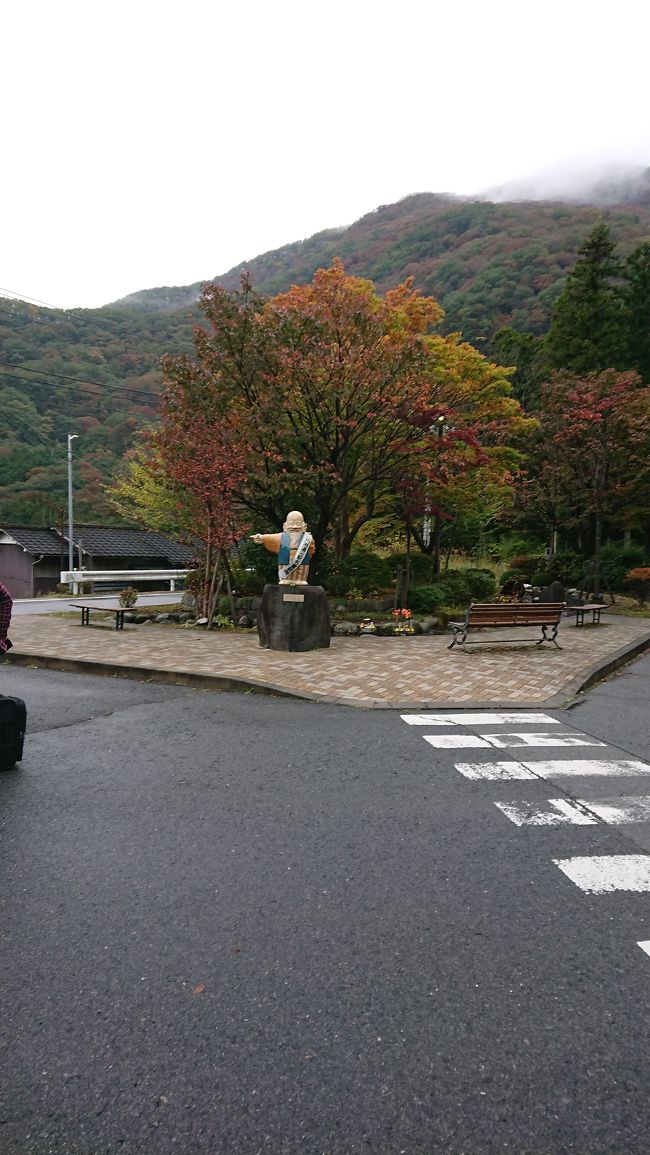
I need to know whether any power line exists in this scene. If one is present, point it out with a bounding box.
[0,367,162,409]
[0,286,65,310]
[0,296,197,334]
[0,301,197,362]
[0,284,203,329]
[0,360,163,404]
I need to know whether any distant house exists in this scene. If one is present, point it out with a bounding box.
[0,526,193,599]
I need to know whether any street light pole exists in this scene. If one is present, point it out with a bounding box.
[67,434,78,582]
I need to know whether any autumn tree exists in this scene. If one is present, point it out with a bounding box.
[159,262,528,567]
[105,441,183,537]
[399,334,530,572]
[155,403,249,622]
[516,371,650,592]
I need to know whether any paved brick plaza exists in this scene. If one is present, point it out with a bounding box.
[6,611,650,708]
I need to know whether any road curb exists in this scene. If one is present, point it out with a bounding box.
[3,651,304,702]
[5,627,650,710]
[548,629,650,708]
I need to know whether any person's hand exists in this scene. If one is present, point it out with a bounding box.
[250,534,264,544]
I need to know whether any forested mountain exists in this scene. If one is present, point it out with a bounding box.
[2,171,650,525]
[116,169,650,344]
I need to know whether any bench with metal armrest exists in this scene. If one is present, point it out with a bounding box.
[448,602,565,652]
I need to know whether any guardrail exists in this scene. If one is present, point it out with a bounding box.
[61,569,190,595]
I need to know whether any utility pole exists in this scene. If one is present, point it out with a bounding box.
[67,433,78,584]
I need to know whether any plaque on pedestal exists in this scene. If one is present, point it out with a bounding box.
[257,584,330,651]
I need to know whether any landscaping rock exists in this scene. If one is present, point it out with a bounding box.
[155,613,170,623]
[180,592,197,611]
[332,621,359,636]
[178,612,194,623]
[419,615,443,634]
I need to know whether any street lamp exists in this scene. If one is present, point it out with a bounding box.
[67,433,78,581]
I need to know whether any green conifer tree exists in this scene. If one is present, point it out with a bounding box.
[623,241,650,383]
[545,220,626,373]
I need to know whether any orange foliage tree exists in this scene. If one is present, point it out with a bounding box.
[159,262,528,565]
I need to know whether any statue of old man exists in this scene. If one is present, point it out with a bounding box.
[251,510,315,584]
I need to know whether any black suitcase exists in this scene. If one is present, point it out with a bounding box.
[0,695,26,770]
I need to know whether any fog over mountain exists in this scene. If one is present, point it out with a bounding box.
[111,164,650,312]
[483,162,650,206]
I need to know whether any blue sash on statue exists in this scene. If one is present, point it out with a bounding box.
[278,531,313,581]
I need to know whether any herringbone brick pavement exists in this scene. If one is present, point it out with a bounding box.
[5,611,649,708]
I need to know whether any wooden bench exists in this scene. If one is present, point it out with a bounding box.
[448,602,565,652]
[565,603,607,627]
[70,600,127,630]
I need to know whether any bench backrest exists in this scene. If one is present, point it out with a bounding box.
[466,602,565,627]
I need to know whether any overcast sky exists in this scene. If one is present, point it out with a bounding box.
[4,0,649,310]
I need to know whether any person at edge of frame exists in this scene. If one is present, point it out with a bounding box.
[0,580,13,653]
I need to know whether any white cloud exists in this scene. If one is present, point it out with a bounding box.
[3,0,649,308]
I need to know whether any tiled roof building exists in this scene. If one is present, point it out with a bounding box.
[0,525,192,598]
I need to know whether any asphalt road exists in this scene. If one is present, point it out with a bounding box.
[12,592,182,615]
[1,655,650,1154]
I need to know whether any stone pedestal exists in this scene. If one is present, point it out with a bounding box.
[257,584,331,651]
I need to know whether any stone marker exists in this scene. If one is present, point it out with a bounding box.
[257,584,330,651]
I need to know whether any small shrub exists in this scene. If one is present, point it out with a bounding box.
[119,586,138,608]
[601,544,647,591]
[212,613,235,629]
[408,585,450,614]
[230,563,265,595]
[327,548,394,597]
[345,586,365,600]
[502,570,528,585]
[624,567,650,606]
[461,568,497,601]
[531,551,583,588]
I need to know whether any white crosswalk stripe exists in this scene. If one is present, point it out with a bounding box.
[400,712,560,726]
[401,711,650,959]
[424,731,605,750]
[554,855,650,893]
[495,798,599,825]
[454,758,650,780]
[496,795,650,826]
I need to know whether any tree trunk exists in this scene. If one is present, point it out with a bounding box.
[223,553,237,620]
[433,511,442,576]
[206,549,221,627]
[593,508,603,599]
[404,520,411,609]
